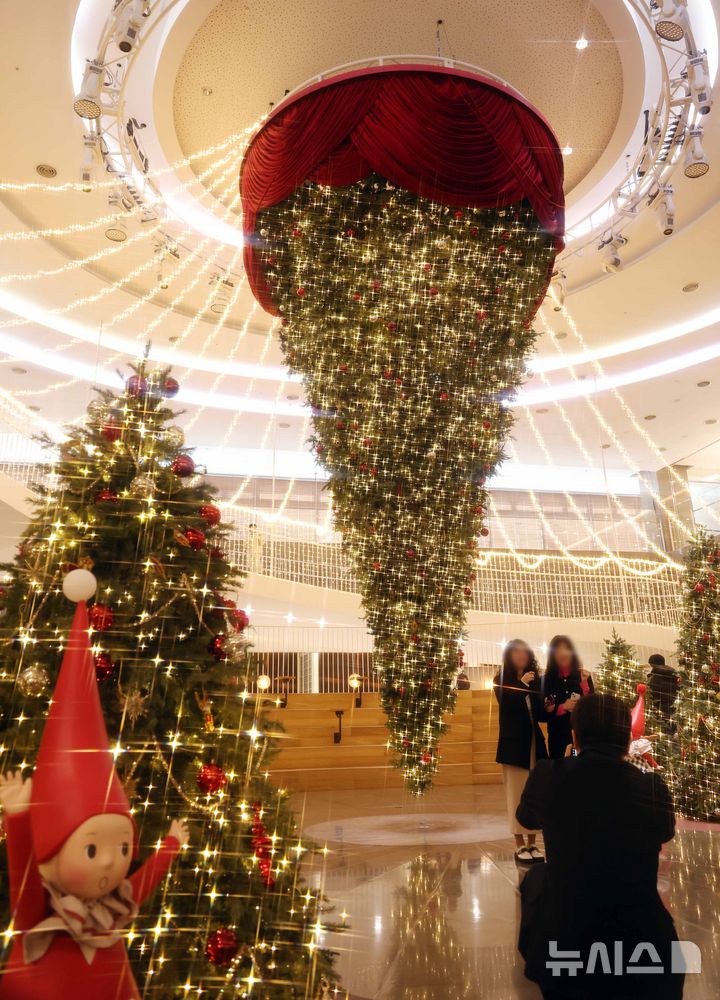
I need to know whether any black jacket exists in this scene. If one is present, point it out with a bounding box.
[493,666,548,769]
[648,664,679,715]
[541,669,595,758]
[516,751,681,999]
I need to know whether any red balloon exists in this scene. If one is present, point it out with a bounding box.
[95,487,119,504]
[205,927,238,967]
[183,527,206,551]
[126,375,148,398]
[101,420,122,443]
[199,503,221,527]
[197,763,228,795]
[93,652,116,681]
[171,454,195,478]
[163,376,180,398]
[89,604,114,631]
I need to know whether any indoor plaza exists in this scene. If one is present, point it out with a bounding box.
[0,2,719,999]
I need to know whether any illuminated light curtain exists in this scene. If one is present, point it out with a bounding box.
[241,66,564,793]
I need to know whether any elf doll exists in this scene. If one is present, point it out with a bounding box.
[0,571,189,999]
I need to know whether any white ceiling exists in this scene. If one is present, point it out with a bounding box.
[0,0,718,491]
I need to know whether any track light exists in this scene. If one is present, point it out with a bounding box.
[549,271,567,312]
[653,0,689,42]
[105,219,128,243]
[80,135,99,192]
[687,53,713,116]
[684,127,709,178]
[114,0,145,54]
[655,185,675,236]
[73,60,105,120]
[600,236,626,275]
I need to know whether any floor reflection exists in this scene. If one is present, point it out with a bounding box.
[294,785,720,999]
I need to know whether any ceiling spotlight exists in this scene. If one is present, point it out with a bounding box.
[73,60,104,119]
[105,219,128,243]
[653,0,689,41]
[575,37,589,51]
[654,185,675,236]
[684,127,709,178]
[549,271,567,312]
[561,145,574,156]
[114,0,145,54]
[687,53,713,115]
[600,235,626,274]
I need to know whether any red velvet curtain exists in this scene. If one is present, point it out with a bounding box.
[241,66,564,314]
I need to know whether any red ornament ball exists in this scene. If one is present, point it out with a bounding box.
[101,420,122,443]
[297,286,306,297]
[209,546,225,560]
[95,487,119,504]
[171,454,196,478]
[183,527,206,551]
[93,652,116,681]
[205,927,239,968]
[429,286,439,297]
[126,375,148,398]
[454,209,464,219]
[695,583,706,593]
[387,321,397,331]
[208,634,227,660]
[89,604,114,631]
[421,751,433,764]
[231,609,250,633]
[199,503,221,527]
[197,763,228,796]
[163,376,180,398]
[480,527,490,537]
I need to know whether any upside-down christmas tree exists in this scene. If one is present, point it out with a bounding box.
[0,362,338,997]
[667,528,720,820]
[241,67,563,792]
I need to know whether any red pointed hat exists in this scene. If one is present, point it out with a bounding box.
[30,601,133,863]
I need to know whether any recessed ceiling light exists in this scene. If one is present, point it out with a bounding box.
[36,163,57,178]
[601,444,611,449]
[535,408,549,414]
[683,282,699,293]
[562,145,573,156]
[705,418,717,425]
[286,393,299,401]
[659,447,667,453]
[278,421,291,428]
[11,366,27,375]
[27,404,40,411]
[697,380,710,387]
[202,86,213,96]
[575,37,589,50]
[644,414,657,421]
[168,335,179,343]
[554,331,568,340]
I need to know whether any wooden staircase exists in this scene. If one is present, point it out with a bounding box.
[264,690,501,791]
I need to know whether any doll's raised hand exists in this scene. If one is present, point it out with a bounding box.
[168,819,190,846]
[0,770,32,815]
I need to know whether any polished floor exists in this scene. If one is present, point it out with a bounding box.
[292,784,720,1000]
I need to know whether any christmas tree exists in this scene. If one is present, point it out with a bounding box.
[595,630,642,703]
[0,361,338,997]
[667,528,720,820]
[256,177,557,793]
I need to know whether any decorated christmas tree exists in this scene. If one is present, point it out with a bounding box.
[0,361,338,996]
[595,630,642,703]
[667,528,720,820]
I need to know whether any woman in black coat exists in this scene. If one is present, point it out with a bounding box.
[542,634,594,759]
[494,639,548,863]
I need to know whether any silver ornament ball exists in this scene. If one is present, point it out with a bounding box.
[165,426,185,449]
[129,475,156,499]
[18,662,50,697]
[86,399,107,422]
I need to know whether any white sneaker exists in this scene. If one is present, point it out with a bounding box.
[515,847,534,864]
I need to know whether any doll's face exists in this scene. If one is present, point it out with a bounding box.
[38,814,134,900]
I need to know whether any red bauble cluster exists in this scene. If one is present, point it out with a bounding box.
[199,503,221,527]
[205,927,239,968]
[251,802,276,888]
[197,762,228,795]
[208,634,227,660]
[101,420,122,443]
[126,375,148,398]
[93,652,116,681]
[231,608,250,633]
[183,527,206,551]
[95,487,119,504]
[163,376,180,398]
[89,603,114,631]
[171,454,196,477]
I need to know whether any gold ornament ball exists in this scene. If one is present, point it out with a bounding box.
[129,475,155,499]
[86,398,108,422]
[18,662,50,697]
[165,426,185,449]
